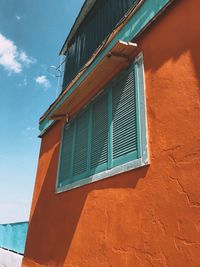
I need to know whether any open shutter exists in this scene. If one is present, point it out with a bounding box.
[90,93,109,174]
[112,66,138,166]
[73,109,89,181]
[58,122,74,186]
[58,61,143,190]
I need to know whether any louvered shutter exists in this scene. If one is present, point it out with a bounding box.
[58,63,141,189]
[90,92,109,174]
[72,109,89,181]
[112,67,138,167]
[58,122,74,186]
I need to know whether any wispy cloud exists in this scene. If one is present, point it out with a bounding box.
[26,126,36,131]
[15,15,21,21]
[21,126,36,135]
[19,51,35,65]
[35,75,50,89]
[18,76,28,87]
[0,33,35,74]
[21,126,37,140]
[23,77,27,86]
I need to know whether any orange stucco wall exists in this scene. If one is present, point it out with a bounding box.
[23,1,200,266]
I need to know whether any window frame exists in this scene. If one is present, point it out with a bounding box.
[56,53,148,193]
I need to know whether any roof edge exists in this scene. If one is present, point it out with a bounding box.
[60,0,96,55]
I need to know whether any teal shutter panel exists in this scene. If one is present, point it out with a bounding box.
[112,67,138,165]
[91,93,108,174]
[59,123,74,185]
[73,109,89,180]
[57,63,141,189]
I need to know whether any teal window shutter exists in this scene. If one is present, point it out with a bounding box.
[112,67,138,167]
[90,92,109,175]
[57,55,148,191]
[73,109,89,181]
[58,122,74,186]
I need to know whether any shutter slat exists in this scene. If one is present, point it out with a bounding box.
[59,123,74,183]
[91,93,108,170]
[114,123,137,133]
[112,67,137,160]
[113,112,136,126]
[73,110,89,177]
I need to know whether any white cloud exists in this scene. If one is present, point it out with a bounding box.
[23,77,27,86]
[19,51,34,65]
[0,34,21,73]
[0,33,35,74]
[35,75,50,89]
[16,15,21,21]
[18,76,28,87]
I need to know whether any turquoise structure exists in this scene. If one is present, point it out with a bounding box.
[0,221,28,255]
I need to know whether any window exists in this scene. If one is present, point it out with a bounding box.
[62,0,139,90]
[56,53,148,192]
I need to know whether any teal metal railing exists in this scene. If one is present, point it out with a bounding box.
[0,221,28,254]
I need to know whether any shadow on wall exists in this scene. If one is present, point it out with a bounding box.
[23,127,149,266]
[138,0,200,91]
[23,0,200,266]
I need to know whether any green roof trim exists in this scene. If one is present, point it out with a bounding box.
[39,0,174,136]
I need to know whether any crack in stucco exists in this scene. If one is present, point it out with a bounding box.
[168,154,177,165]
[104,207,110,242]
[160,250,169,267]
[169,176,200,208]
[112,245,167,267]
[150,208,167,235]
[162,145,182,154]
[112,245,155,257]
[180,150,200,161]
[163,145,200,166]
[175,236,200,246]
[157,218,167,235]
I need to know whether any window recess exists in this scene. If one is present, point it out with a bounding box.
[56,53,148,192]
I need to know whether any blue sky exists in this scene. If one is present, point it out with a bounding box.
[0,0,84,223]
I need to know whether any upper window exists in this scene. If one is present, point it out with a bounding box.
[57,53,148,192]
[62,0,139,90]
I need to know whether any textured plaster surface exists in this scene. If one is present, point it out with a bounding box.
[23,0,200,266]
